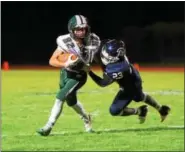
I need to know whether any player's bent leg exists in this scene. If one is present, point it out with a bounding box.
[37,73,81,136]
[142,93,171,122]
[66,95,93,133]
[133,86,151,124]
[109,104,123,116]
[109,98,136,116]
[37,98,64,136]
[65,81,93,133]
[65,70,92,132]
[120,107,138,116]
[118,90,148,123]
[110,90,136,116]
[142,93,161,110]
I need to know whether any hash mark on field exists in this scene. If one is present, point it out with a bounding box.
[2,125,184,137]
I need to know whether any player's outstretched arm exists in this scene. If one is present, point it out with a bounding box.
[49,49,67,68]
[89,71,113,87]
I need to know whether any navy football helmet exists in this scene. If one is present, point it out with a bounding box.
[100,39,126,65]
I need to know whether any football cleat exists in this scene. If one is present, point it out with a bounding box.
[82,114,94,133]
[138,105,148,124]
[159,105,171,122]
[36,125,52,136]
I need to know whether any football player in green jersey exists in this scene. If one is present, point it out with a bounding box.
[37,15,100,136]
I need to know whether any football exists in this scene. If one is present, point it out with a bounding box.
[57,53,78,63]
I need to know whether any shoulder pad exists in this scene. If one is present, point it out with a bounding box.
[56,34,71,52]
[90,33,100,42]
[88,33,101,48]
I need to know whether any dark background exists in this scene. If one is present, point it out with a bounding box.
[1,1,184,65]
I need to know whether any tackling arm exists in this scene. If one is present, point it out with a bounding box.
[88,71,113,87]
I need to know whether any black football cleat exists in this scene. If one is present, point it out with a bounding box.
[159,105,171,122]
[36,127,52,136]
[138,105,148,124]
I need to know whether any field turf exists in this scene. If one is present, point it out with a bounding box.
[1,68,184,151]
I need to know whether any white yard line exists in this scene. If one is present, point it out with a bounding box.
[2,125,184,137]
[33,89,183,96]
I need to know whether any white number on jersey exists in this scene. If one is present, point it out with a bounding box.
[112,72,123,79]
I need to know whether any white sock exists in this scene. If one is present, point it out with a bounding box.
[72,101,88,119]
[46,99,64,128]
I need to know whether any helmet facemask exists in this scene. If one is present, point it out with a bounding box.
[100,46,120,65]
[100,40,126,65]
[73,26,88,39]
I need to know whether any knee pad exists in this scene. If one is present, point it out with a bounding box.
[66,94,77,107]
[134,92,145,102]
[66,99,77,107]
[109,105,122,116]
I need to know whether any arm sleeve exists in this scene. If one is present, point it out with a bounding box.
[89,71,113,87]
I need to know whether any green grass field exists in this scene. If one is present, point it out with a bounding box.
[2,69,184,151]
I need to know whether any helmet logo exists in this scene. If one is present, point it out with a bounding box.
[108,46,113,50]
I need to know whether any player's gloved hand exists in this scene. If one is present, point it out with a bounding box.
[85,45,97,50]
[84,45,97,64]
[64,54,79,68]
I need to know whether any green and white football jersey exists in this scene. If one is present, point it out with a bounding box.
[56,33,101,72]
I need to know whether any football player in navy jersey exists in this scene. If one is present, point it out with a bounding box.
[88,39,170,123]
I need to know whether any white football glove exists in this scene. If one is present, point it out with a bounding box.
[84,45,98,64]
[64,54,79,68]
